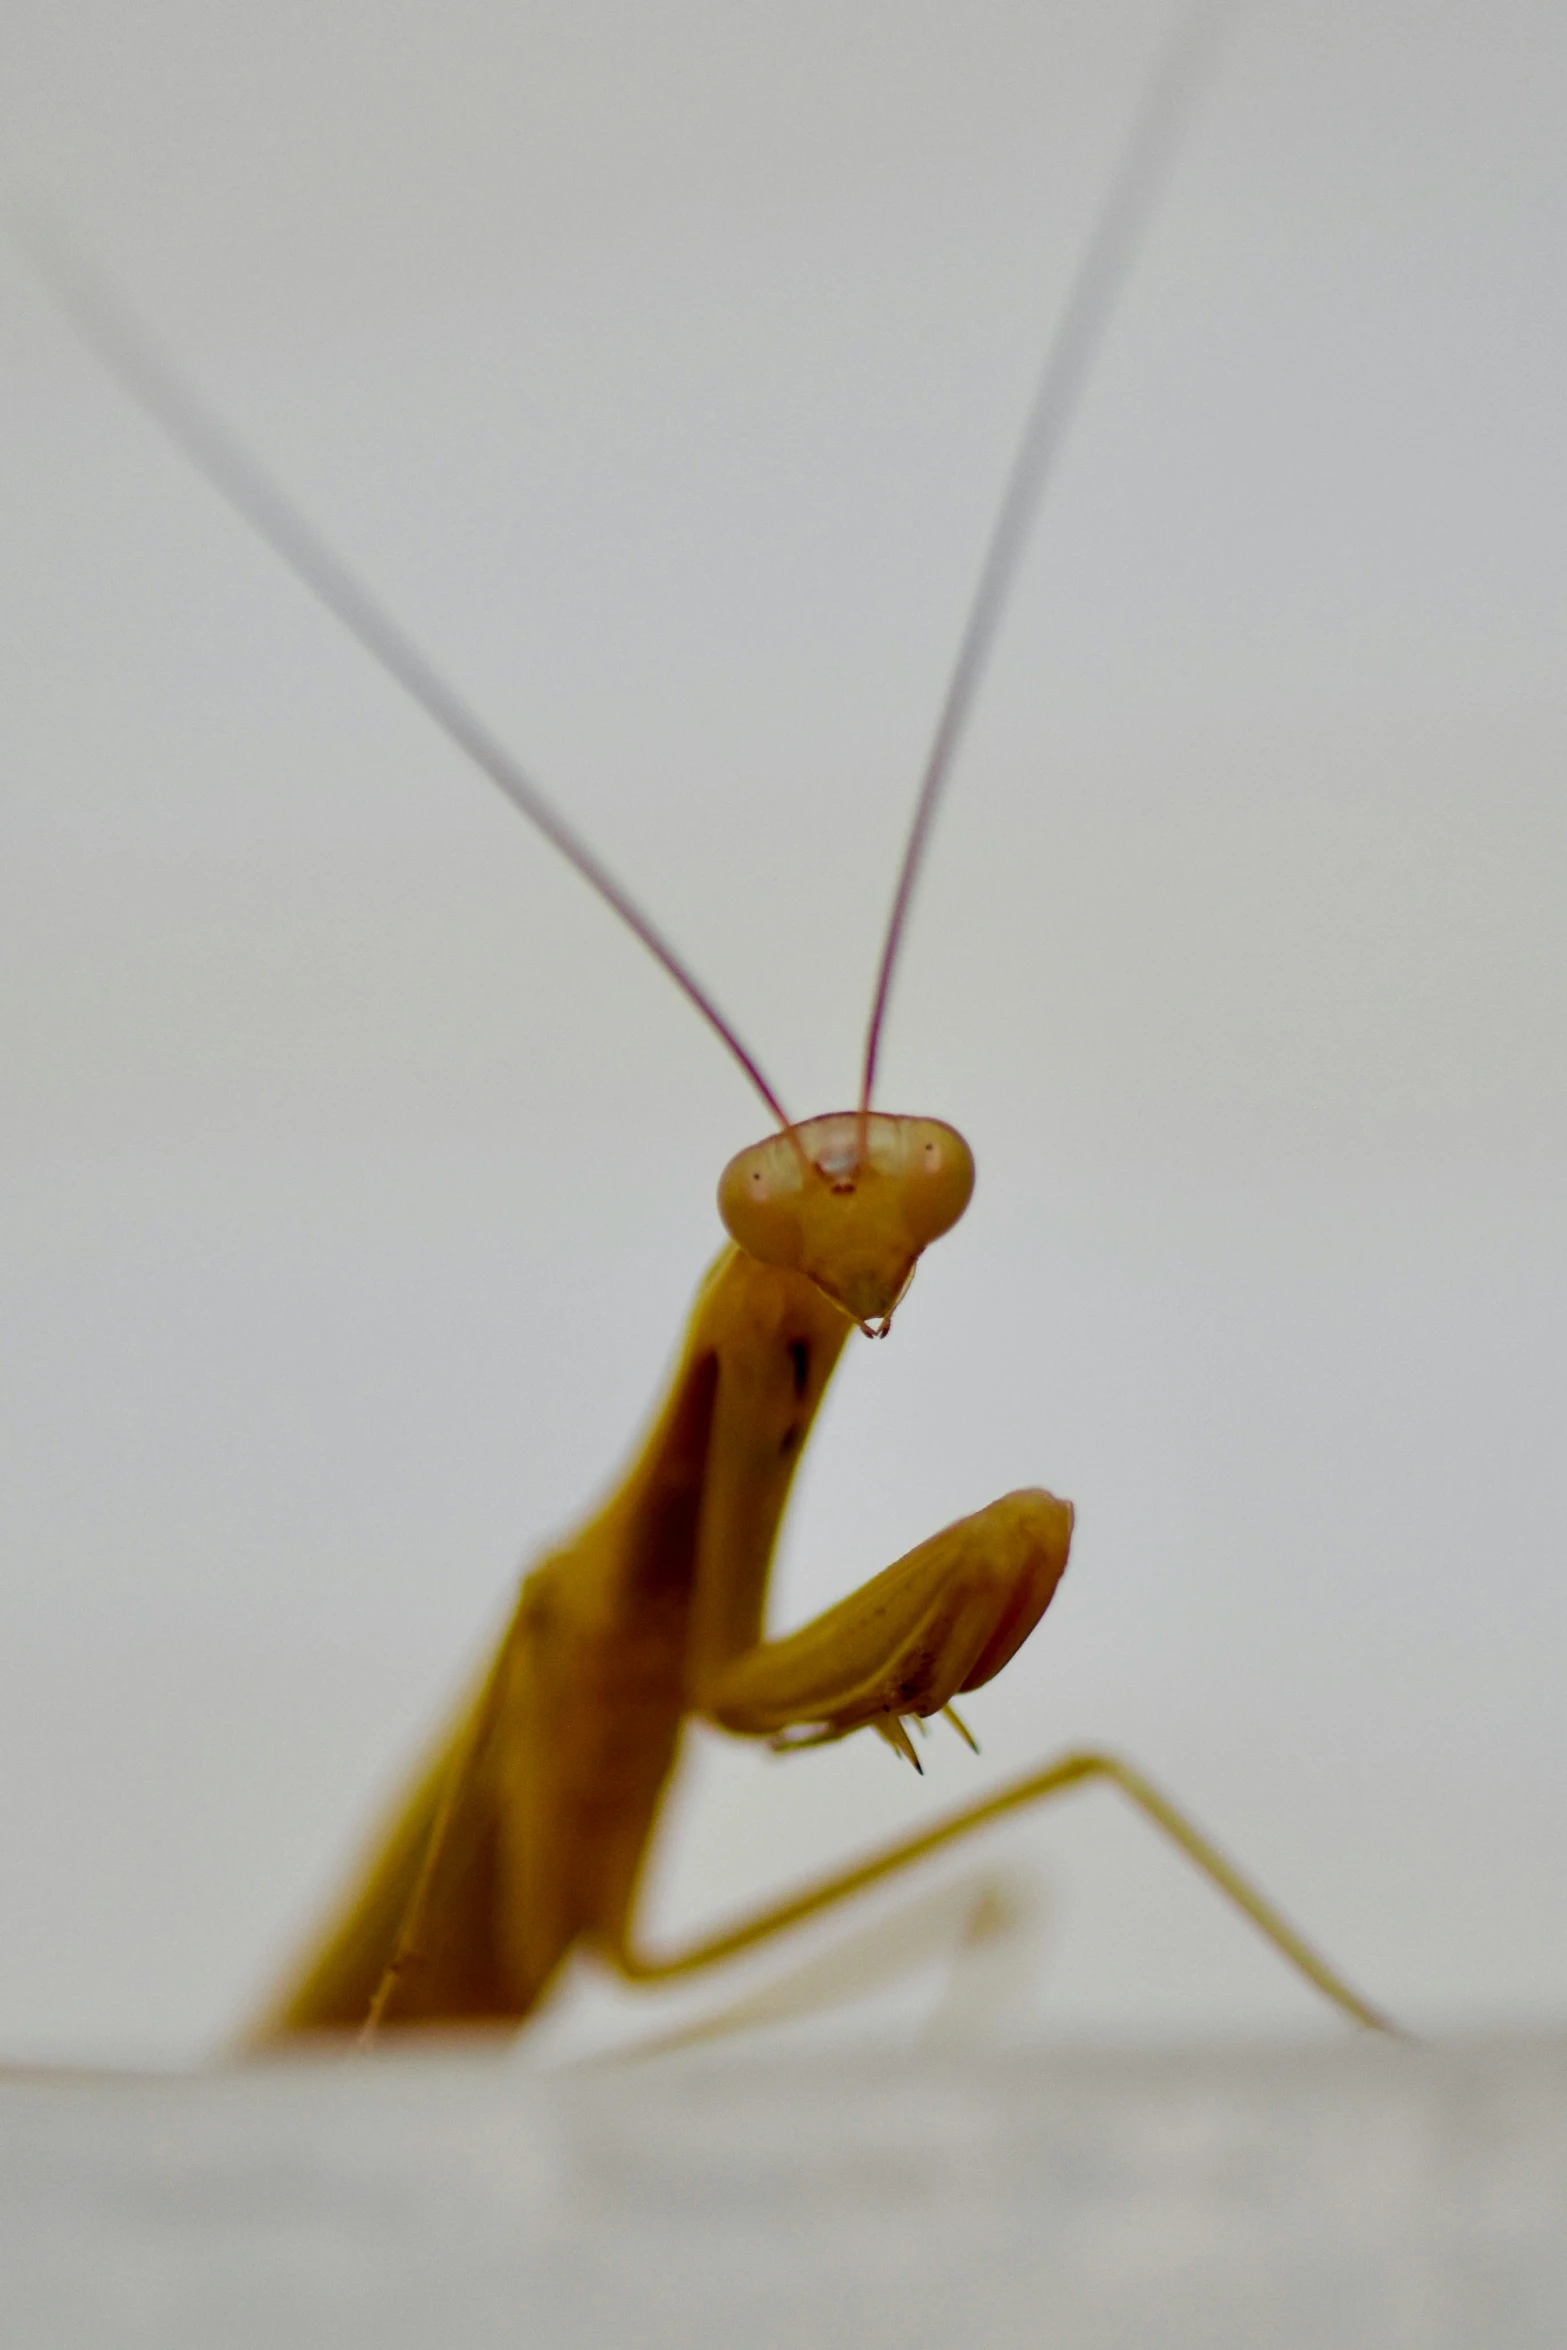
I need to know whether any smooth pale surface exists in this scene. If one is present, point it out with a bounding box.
[2,0,1567,2065]
[3,2034,1564,2348]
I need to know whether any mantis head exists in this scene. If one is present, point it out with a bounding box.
[718,1111,975,1334]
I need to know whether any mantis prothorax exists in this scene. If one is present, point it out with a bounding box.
[16,21,1395,2046]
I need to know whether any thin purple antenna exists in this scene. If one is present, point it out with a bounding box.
[13,210,794,1135]
[858,14,1221,1113]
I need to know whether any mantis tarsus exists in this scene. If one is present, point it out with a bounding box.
[17,25,1395,2049]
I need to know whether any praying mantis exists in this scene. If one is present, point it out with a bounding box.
[14,27,1396,2051]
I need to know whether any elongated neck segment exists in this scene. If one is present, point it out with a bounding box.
[717,1112,975,1333]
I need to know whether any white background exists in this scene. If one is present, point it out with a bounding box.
[1,0,1564,2063]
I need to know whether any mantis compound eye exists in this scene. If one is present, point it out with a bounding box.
[898,1121,978,1251]
[716,1137,810,1272]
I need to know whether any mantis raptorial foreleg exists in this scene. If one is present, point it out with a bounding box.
[695,1489,1075,1745]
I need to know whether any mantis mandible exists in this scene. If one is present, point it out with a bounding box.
[17,28,1394,2048]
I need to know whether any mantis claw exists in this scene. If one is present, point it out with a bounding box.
[943,1703,980,1754]
[876,1714,924,1772]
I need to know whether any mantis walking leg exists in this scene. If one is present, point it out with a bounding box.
[616,1749,1395,2036]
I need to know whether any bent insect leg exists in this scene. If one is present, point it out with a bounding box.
[594,1869,1034,2064]
[612,1747,1398,2036]
[691,1487,1077,1750]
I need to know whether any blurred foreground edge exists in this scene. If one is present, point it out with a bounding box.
[1,2029,1562,2349]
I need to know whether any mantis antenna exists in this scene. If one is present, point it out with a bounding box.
[9,208,795,1136]
[858,12,1221,1114]
[13,6,1218,1145]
